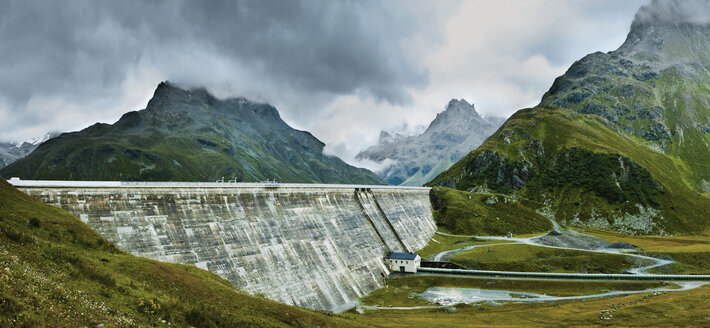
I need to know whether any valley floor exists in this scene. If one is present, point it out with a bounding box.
[352,226,710,327]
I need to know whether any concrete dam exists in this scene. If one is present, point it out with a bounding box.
[9,179,436,312]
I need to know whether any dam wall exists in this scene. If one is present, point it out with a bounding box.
[11,180,436,312]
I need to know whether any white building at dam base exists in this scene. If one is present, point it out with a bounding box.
[387,252,421,273]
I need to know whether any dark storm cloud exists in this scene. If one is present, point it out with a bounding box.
[178,1,426,102]
[0,0,427,141]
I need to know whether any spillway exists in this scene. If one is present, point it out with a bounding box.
[9,180,436,312]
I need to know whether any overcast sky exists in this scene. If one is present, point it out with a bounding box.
[0,0,650,168]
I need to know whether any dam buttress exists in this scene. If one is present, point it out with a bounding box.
[10,180,436,312]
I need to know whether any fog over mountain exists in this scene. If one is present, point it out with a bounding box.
[634,0,710,25]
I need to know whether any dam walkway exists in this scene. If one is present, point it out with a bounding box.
[6,178,430,190]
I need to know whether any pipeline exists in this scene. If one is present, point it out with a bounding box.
[418,267,710,281]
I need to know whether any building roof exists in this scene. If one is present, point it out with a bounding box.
[389,252,418,260]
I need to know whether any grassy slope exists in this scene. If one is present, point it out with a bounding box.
[0,179,366,328]
[428,107,710,234]
[429,187,552,236]
[449,244,648,274]
[417,234,512,260]
[583,228,710,274]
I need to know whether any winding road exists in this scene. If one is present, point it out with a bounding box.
[432,220,674,275]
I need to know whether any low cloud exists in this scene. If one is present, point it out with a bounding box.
[634,0,710,26]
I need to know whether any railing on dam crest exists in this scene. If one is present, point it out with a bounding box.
[7,178,431,190]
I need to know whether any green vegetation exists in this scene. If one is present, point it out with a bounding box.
[0,179,365,327]
[360,276,674,307]
[647,252,710,275]
[542,147,662,205]
[449,244,652,273]
[427,107,710,234]
[417,233,512,260]
[429,187,552,236]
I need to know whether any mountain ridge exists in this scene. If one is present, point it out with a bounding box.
[0,82,385,184]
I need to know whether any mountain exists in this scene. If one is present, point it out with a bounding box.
[428,1,710,235]
[0,132,60,169]
[356,99,504,186]
[0,82,384,184]
[539,4,710,193]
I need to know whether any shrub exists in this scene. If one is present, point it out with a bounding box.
[137,297,161,316]
[28,217,40,228]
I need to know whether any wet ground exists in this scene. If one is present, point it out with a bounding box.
[413,282,708,306]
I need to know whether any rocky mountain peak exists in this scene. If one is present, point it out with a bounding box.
[144,82,283,123]
[146,81,215,111]
[378,131,394,144]
[0,131,61,169]
[425,98,482,133]
[444,98,478,116]
[539,0,710,192]
[620,0,710,63]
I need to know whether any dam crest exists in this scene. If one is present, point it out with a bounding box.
[9,179,436,312]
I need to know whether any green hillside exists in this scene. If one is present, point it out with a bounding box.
[429,187,551,236]
[428,107,710,234]
[0,82,384,185]
[0,179,365,327]
[540,21,710,192]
